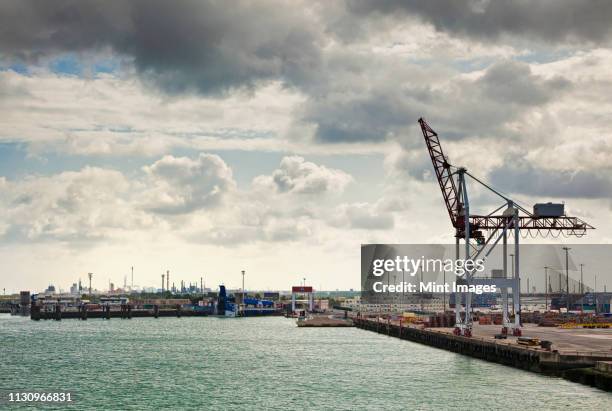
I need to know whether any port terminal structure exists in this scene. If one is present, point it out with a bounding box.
[418,118,594,338]
[291,286,314,313]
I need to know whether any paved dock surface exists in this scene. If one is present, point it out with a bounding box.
[438,324,612,352]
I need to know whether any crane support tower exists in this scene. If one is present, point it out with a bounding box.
[418,118,594,337]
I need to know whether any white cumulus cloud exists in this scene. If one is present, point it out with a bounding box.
[253,155,353,195]
[142,153,236,215]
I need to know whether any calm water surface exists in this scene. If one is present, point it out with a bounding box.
[1,315,610,410]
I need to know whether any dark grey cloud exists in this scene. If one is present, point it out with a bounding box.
[489,159,612,199]
[0,0,588,146]
[346,0,612,45]
[0,0,323,95]
[303,59,570,144]
[304,89,423,143]
[477,60,571,106]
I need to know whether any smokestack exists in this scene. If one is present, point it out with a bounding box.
[201,277,203,293]
[166,270,170,292]
[162,274,165,292]
[131,266,134,290]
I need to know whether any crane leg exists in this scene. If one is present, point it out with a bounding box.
[454,237,462,336]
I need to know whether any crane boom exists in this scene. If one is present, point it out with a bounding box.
[418,118,594,237]
[418,117,460,228]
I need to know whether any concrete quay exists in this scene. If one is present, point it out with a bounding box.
[354,317,612,392]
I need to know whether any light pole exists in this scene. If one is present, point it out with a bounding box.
[402,269,405,306]
[544,266,549,311]
[443,269,446,312]
[387,272,390,299]
[393,274,397,308]
[419,266,424,312]
[242,270,246,303]
[562,247,571,312]
[580,263,584,297]
[594,274,598,314]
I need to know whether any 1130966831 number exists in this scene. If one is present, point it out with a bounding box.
[6,392,73,403]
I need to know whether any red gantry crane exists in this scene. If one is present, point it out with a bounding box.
[418,118,594,337]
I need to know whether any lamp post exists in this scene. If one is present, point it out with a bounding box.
[595,274,598,314]
[544,266,549,311]
[242,270,246,303]
[579,263,584,313]
[580,263,584,295]
[443,269,446,312]
[509,253,514,315]
[393,274,396,307]
[402,269,405,306]
[562,247,571,312]
[387,272,390,300]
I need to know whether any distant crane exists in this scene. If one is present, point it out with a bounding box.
[418,118,594,337]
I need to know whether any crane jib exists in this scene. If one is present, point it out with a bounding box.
[417,118,594,238]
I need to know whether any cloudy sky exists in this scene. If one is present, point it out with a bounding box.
[1,0,611,293]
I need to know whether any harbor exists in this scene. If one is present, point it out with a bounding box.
[4,279,612,394]
[9,290,612,392]
[2,314,610,409]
